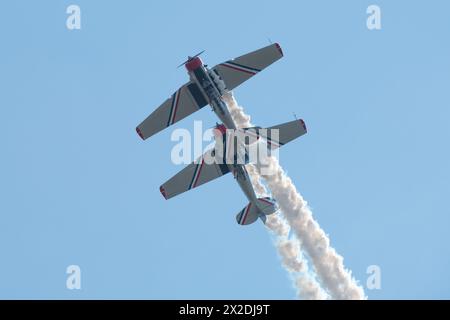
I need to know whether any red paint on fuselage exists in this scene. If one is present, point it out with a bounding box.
[185,57,203,72]
[213,123,227,137]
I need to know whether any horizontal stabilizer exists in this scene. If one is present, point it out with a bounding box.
[236,197,278,226]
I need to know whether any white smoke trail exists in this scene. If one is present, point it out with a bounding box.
[223,92,365,300]
[223,93,328,300]
[248,165,327,300]
[258,157,366,299]
[225,92,366,299]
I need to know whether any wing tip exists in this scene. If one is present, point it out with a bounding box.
[299,119,307,133]
[160,185,168,200]
[136,127,145,140]
[275,43,284,57]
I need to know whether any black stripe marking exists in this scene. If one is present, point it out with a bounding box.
[187,83,207,108]
[226,61,261,72]
[167,92,177,127]
[218,164,230,175]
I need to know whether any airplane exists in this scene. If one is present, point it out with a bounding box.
[136,43,307,225]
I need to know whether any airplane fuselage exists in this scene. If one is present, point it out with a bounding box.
[137,44,289,224]
[187,60,236,129]
[186,58,260,205]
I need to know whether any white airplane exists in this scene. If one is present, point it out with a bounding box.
[136,43,307,225]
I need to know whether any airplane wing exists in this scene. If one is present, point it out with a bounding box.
[136,81,208,140]
[212,43,284,91]
[160,149,230,200]
[243,119,307,149]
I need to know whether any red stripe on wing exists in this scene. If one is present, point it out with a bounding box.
[221,63,257,75]
[192,159,205,188]
[242,203,252,225]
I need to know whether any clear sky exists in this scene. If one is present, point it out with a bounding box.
[1,0,449,299]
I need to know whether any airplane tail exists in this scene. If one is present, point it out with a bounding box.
[236,197,278,226]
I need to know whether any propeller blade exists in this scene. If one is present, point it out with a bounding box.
[192,50,205,58]
[177,60,189,68]
[177,50,205,68]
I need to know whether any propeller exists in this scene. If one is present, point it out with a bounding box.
[177,50,205,68]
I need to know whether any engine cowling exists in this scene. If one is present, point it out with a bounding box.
[208,69,226,94]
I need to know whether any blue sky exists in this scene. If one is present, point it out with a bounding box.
[1,0,449,299]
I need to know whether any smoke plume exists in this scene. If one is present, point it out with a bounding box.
[223,92,365,300]
[224,93,328,300]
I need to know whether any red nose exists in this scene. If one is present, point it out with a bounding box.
[213,124,227,137]
[185,57,203,72]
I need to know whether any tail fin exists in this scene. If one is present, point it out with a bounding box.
[236,197,278,226]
